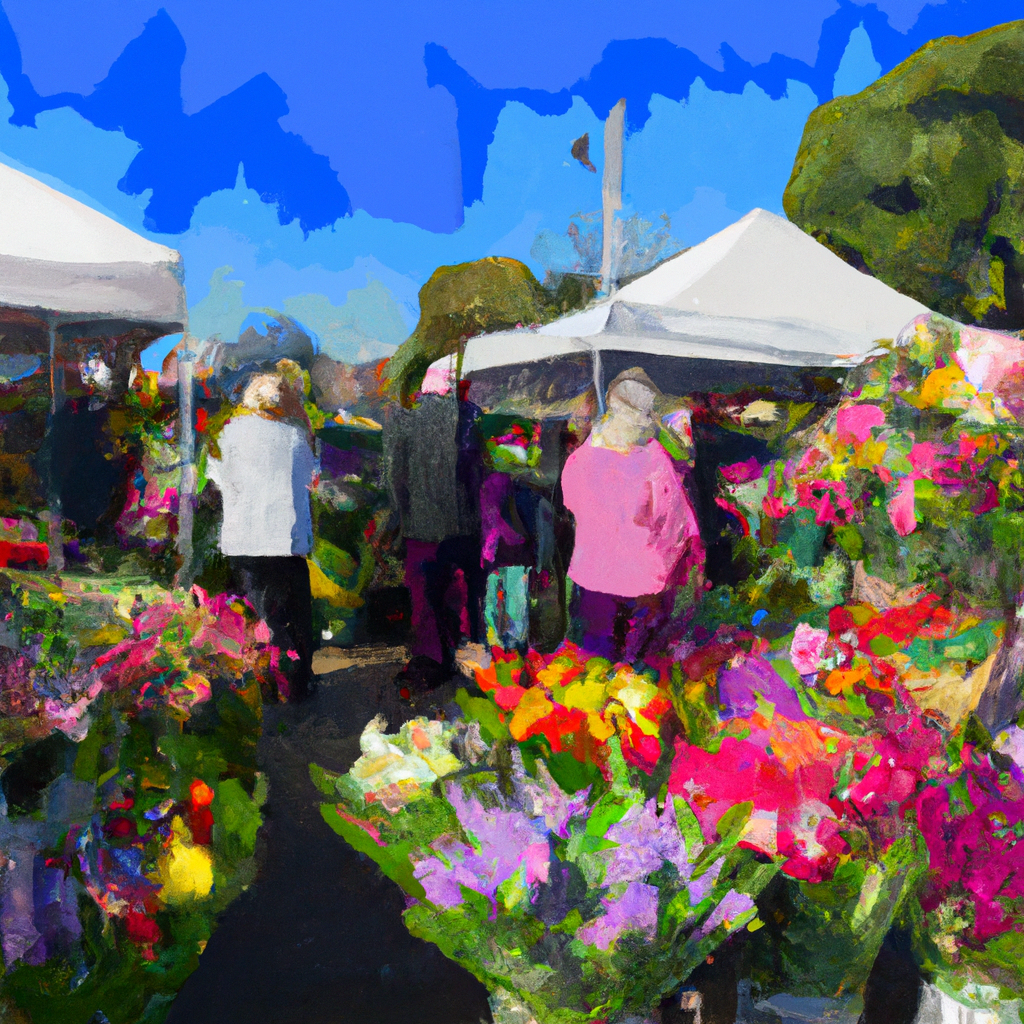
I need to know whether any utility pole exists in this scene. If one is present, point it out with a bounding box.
[600,98,625,297]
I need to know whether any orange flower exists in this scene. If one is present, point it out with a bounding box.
[509,687,554,741]
[189,779,214,808]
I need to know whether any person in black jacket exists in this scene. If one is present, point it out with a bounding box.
[383,381,484,688]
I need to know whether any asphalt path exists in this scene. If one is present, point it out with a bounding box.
[164,662,492,1024]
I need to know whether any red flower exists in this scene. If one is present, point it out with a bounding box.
[126,910,162,946]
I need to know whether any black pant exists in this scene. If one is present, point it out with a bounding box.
[229,555,314,700]
[422,535,485,674]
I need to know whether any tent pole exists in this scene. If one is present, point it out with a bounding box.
[44,321,64,572]
[175,340,197,588]
[592,347,605,416]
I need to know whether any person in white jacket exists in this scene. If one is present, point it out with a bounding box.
[206,362,317,700]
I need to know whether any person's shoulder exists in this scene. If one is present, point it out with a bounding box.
[644,436,676,462]
[563,437,596,470]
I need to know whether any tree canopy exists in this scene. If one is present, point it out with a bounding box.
[784,21,1024,331]
[381,256,592,405]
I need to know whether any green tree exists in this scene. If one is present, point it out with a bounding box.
[381,257,560,405]
[784,21,1024,330]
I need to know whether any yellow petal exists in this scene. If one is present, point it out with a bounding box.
[509,687,553,741]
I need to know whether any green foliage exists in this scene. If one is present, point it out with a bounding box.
[750,835,927,1000]
[785,22,1024,329]
[381,257,562,403]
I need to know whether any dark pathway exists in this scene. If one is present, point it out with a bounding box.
[164,663,492,1024]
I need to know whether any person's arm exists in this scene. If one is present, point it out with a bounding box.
[641,447,692,548]
[654,453,706,586]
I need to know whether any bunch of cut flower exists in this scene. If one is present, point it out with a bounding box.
[667,615,950,1000]
[682,571,1024,1004]
[92,583,291,708]
[312,703,777,1024]
[731,314,1024,614]
[469,644,675,780]
[0,575,277,1024]
[486,420,543,473]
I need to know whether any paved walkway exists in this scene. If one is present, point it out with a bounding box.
[164,660,491,1024]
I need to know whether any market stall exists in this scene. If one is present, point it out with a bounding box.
[430,207,930,411]
[0,161,186,569]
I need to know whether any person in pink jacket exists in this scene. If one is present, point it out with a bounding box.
[560,369,703,661]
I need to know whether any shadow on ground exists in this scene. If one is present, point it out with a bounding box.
[164,664,492,1024]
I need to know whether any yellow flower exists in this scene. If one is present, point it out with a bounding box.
[154,817,214,905]
[911,363,975,411]
[560,676,608,714]
[509,687,554,741]
[586,712,615,742]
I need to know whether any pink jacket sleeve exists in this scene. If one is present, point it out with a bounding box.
[645,448,704,586]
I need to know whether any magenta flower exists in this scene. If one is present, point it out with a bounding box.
[916,758,1024,942]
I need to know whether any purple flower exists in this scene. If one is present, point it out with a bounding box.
[686,856,725,908]
[577,881,659,951]
[718,655,807,720]
[413,785,552,908]
[695,889,755,939]
[516,763,590,839]
[415,840,494,909]
[601,798,694,885]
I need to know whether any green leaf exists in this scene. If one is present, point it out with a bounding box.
[319,803,427,900]
[455,687,509,743]
[714,801,753,847]
[213,778,263,856]
[869,635,899,657]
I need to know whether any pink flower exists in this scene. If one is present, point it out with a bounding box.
[908,442,938,475]
[789,623,828,676]
[44,696,93,741]
[762,494,794,519]
[836,404,885,444]
[720,458,761,484]
[887,477,916,536]
[795,480,857,525]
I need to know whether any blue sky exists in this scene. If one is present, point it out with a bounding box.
[0,0,1018,366]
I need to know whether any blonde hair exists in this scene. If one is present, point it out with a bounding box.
[237,358,311,434]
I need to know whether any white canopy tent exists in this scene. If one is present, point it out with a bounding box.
[0,160,188,572]
[0,160,186,330]
[438,208,930,401]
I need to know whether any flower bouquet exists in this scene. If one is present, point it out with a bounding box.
[486,421,543,474]
[312,698,776,1024]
